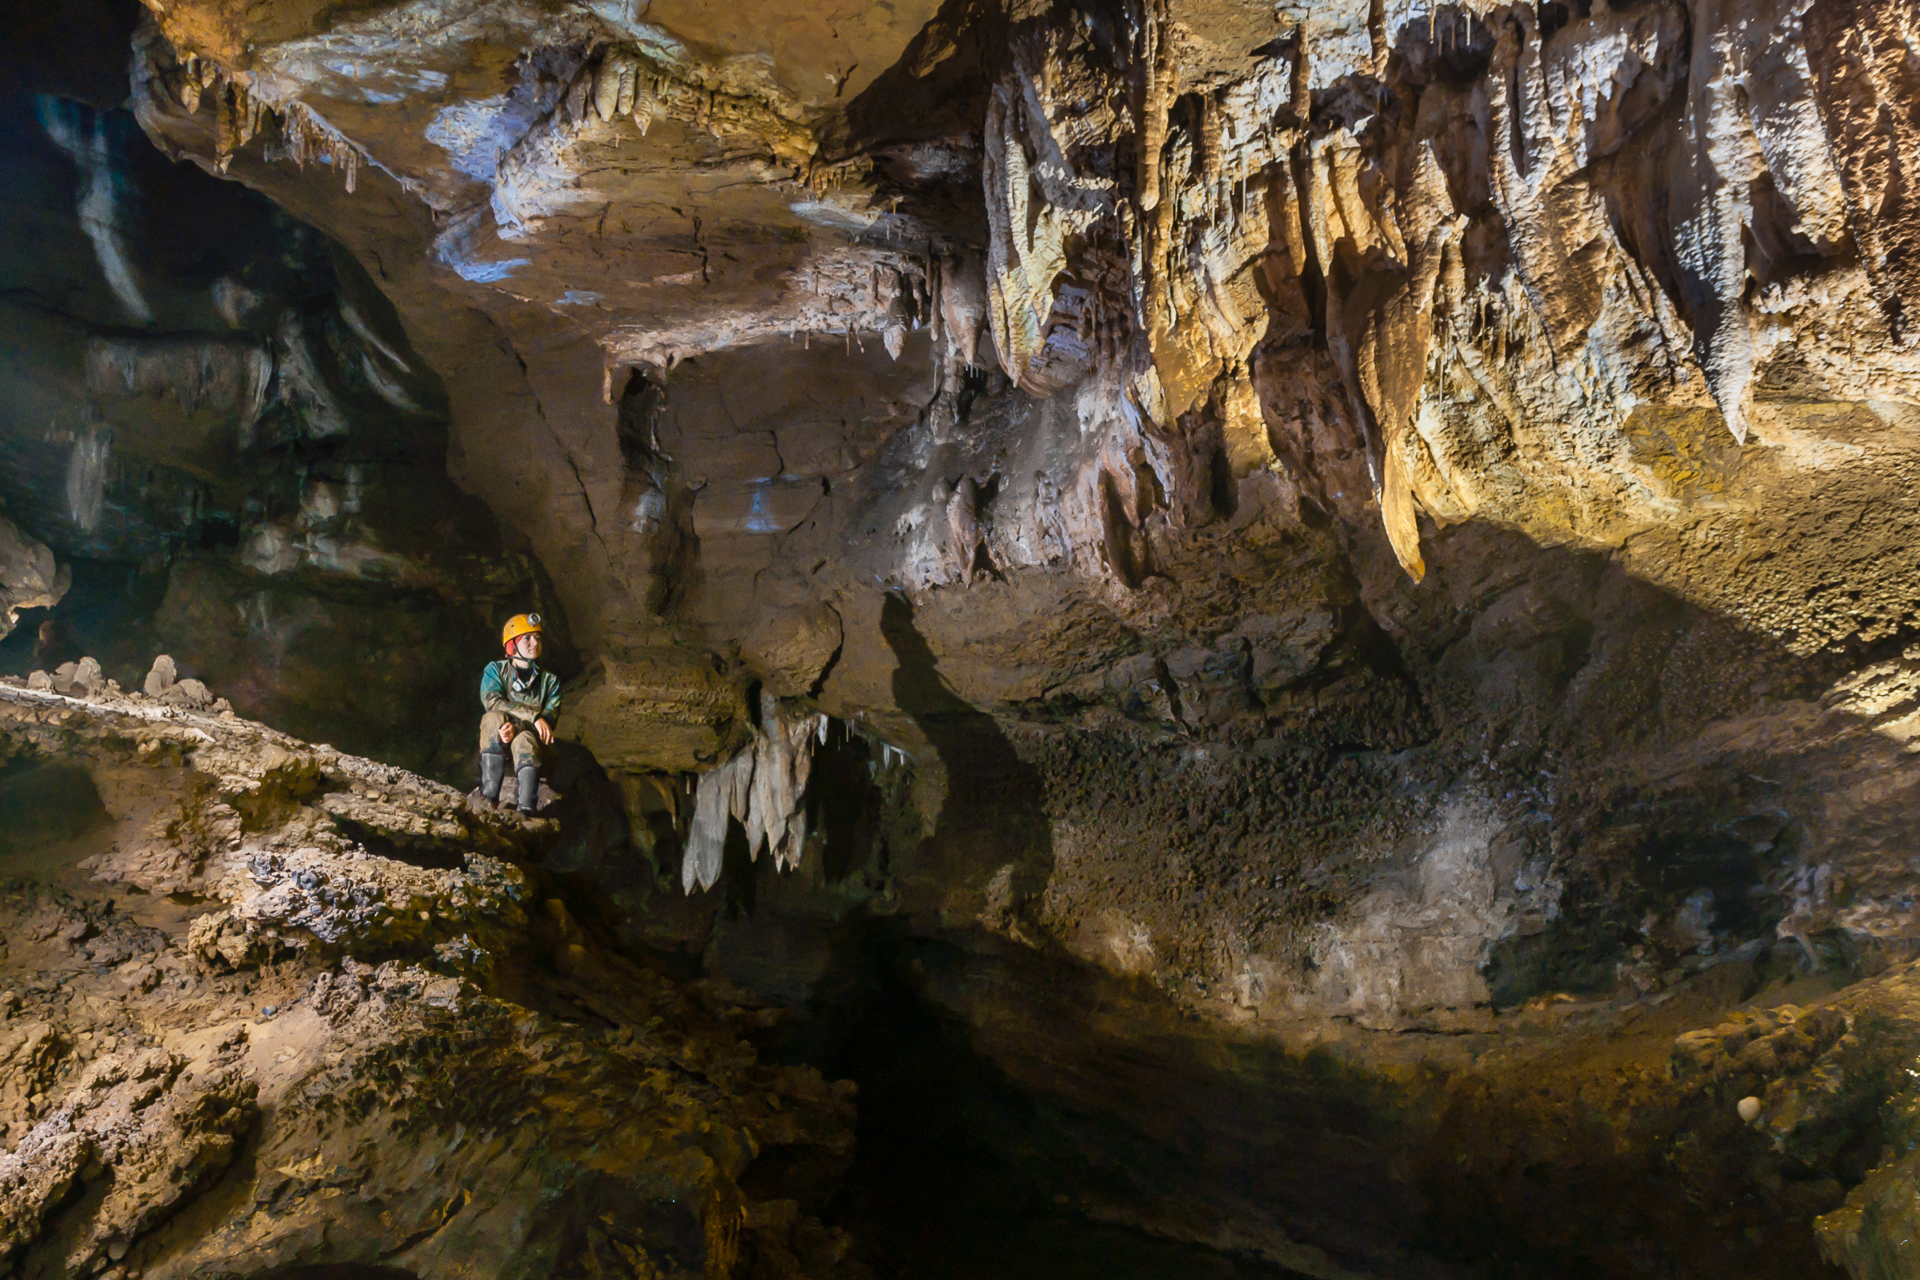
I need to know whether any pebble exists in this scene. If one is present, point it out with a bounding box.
[260,1005,277,1018]
[1737,1095,1763,1123]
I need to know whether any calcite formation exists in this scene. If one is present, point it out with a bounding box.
[682,697,830,892]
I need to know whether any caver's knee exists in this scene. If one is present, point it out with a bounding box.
[478,711,511,754]
[510,731,541,768]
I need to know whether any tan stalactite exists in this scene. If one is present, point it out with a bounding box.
[682,703,826,892]
[983,81,1065,390]
[1120,36,1309,479]
[1134,0,1211,424]
[939,251,988,368]
[1661,0,1844,442]
[981,40,1122,397]
[1301,127,1388,497]
[1135,0,1175,216]
[1484,5,1616,364]
[1357,147,1467,581]
[1270,154,1309,281]
[1217,362,1269,478]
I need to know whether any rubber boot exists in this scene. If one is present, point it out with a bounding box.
[480,750,507,806]
[516,764,540,814]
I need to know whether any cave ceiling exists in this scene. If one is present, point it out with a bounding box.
[115,0,1920,737]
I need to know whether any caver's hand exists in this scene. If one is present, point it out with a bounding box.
[534,718,554,746]
[498,721,517,744]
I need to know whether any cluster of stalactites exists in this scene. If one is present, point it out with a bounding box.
[558,43,822,180]
[680,699,831,894]
[159,53,264,172]
[276,102,364,194]
[156,46,364,190]
[980,0,1875,584]
[84,335,275,428]
[599,247,935,373]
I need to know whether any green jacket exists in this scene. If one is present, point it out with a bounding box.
[480,660,562,725]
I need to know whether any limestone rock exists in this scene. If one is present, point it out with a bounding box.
[565,652,750,774]
[0,1050,255,1274]
[0,514,67,641]
[50,657,104,698]
[0,671,862,1280]
[142,655,177,698]
[741,603,844,698]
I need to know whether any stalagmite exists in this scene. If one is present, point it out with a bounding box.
[939,252,988,368]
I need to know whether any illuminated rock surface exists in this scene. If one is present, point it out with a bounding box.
[5,0,1920,1274]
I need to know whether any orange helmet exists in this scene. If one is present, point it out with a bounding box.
[501,613,543,651]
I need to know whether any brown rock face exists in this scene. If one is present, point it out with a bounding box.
[0,519,69,642]
[10,0,1920,1273]
[0,677,859,1279]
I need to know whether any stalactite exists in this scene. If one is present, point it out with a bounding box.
[682,702,831,893]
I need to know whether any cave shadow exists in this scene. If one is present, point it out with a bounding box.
[809,725,880,887]
[790,915,1333,1280]
[0,753,112,860]
[879,591,1053,909]
[760,528,1908,1280]
[789,897,1851,1280]
[249,1268,417,1279]
[321,819,465,872]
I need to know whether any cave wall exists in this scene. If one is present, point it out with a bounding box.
[10,0,1920,1274]
[0,10,551,779]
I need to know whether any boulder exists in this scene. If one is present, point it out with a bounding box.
[741,603,844,698]
[0,514,67,641]
[142,655,178,698]
[50,657,104,697]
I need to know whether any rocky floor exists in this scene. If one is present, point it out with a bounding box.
[10,666,1920,1278]
[0,675,862,1280]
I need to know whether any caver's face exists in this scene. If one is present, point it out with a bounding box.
[511,632,542,660]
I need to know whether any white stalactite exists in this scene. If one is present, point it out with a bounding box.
[682,701,831,893]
